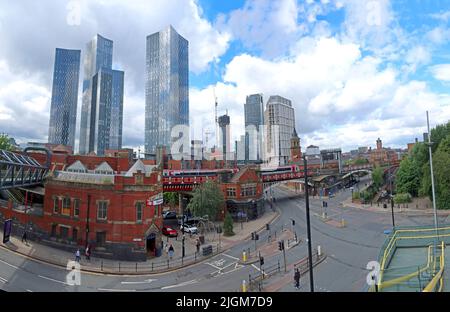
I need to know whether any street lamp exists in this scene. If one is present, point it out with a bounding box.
[426,111,439,241]
[303,154,315,292]
[389,167,395,228]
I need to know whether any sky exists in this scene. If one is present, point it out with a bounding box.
[1,0,450,153]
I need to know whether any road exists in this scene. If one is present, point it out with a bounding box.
[0,176,446,292]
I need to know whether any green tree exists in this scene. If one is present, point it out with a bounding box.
[0,134,14,151]
[223,212,234,236]
[187,180,225,221]
[163,192,179,207]
[430,121,450,153]
[372,166,384,189]
[396,157,421,197]
[433,135,450,209]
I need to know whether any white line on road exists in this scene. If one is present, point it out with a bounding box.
[98,288,136,292]
[26,289,33,292]
[161,279,198,290]
[251,264,261,272]
[0,276,8,283]
[121,279,157,285]
[0,259,19,270]
[38,275,70,286]
[223,254,239,260]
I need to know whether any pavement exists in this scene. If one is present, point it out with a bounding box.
[0,209,279,275]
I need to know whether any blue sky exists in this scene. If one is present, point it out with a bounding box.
[1,0,450,153]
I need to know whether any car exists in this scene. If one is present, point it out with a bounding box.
[162,226,178,237]
[180,224,198,234]
[162,211,177,219]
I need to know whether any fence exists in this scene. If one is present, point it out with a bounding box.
[248,260,281,291]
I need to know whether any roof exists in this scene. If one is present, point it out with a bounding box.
[94,161,114,173]
[125,159,157,177]
[66,160,87,172]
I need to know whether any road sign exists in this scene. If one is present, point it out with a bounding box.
[147,193,163,206]
[3,219,12,244]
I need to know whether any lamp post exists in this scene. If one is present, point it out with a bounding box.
[85,194,91,248]
[303,154,315,292]
[426,111,439,241]
[390,167,395,228]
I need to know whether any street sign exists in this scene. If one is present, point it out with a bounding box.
[147,193,164,206]
[3,219,12,244]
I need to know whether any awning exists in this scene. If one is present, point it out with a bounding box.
[18,186,45,196]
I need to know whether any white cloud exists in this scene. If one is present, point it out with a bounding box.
[430,64,450,82]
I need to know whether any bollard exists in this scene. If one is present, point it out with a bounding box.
[242,280,247,292]
[317,245,321,257]
[135,262,138,272]
[167,259,169,269]
[119,262,121,272]
[101,261,103,271]
[341,218,346,227]
[152,262,154,271]
[242,251,247,262]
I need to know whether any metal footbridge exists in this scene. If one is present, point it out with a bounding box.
[371,225,450,292]
[0,149,48,190]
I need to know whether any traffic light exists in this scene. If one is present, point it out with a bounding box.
[266,223,270,231]
[255,233,259,240]
[259,256,264,266]
[292,219,295,226]
[251,232,255,240]
[278,240,284,251]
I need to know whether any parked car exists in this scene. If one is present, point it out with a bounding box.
[180,224,198,234]
[162,226,178,237]
[162,211,177,219]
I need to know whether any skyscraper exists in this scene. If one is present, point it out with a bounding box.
[264,95,295,165]
[218,114,231,161]
[145,25,189,156]
[79,34,123,155]
[110,70,124,150]
[244,94,264,162]
[48,48,81,148]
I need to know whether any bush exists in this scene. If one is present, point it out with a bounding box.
[394,193,412,204]
[352,192,360,200]
[223,212,234,237]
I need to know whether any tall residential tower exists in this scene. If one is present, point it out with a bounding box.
[48,48,81,148]
[244,93,264,162]
[79,34,123,155]
[145,25,189,155]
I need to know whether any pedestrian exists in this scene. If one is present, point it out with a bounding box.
[21,230,28,244]
[196,239,200,254]
[168,244,174,260]
[75,249,81,262]
[85,244,91,261]
[294,268,300,289]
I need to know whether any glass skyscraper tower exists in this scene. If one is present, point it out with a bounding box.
[244,94,264,162]
[145,25,189,155]
[79,34,123,155]
[48,48,81,148]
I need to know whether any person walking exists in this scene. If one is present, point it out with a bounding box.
[294,268,300,289]
[196,239,201,254]
[85,244,91,261]
[75,249,81,263]
[21,231,28,244]
[168,244,174,260]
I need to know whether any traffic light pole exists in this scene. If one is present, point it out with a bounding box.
[303,155,315,292]
[283,244,287,273]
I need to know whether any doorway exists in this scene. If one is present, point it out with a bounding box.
[146,233,156,255]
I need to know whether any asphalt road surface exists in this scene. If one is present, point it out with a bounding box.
[0,177,444,292]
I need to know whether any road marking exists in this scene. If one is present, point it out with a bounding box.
[121,279,157,285]
[0,259,19,270]
[26,289,33,292]
[98,288,136,292]
[223,254,239,260]
[161,279,198,290]
[38,275,70,286]
[251,264,261,272]
[0,276,7,283]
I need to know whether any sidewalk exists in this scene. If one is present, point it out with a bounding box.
[0,209,280,275]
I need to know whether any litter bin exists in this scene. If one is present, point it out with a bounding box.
[383,204,387,209]
[199,235,205,244]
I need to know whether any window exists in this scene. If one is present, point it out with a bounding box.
[53,198,59,214]
[51,224,57,237]
[73,199,80,217]
[227,188,236,197]
[136,202,143,223]
[97,201,108,220]
[96,231,106,246]
[62,197,71,216]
